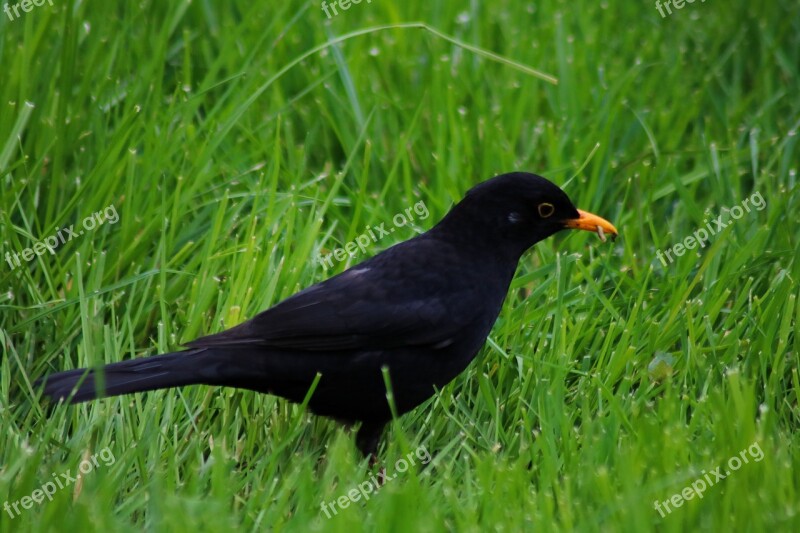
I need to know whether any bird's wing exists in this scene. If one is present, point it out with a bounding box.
[186,249,486,352]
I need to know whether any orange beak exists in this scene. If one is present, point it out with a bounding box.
[563,209,619,242]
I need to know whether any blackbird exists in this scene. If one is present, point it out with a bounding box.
[38,172,618,457]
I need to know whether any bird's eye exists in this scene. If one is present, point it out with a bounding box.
[538,203,555,218]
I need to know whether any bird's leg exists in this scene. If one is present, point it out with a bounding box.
[367,453,388,486]
[377,465,387,486]
[357,422,387,484]
[355,422,384,457]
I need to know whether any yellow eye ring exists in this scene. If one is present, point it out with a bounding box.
[538,203,555,218]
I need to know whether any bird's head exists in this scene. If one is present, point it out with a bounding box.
[435,172,618,258]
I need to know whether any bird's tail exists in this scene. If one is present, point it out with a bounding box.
[37,349,220,404]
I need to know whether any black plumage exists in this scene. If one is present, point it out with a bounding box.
[38,172,618,456]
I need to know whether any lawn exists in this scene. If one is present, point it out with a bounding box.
[1,0,798,531]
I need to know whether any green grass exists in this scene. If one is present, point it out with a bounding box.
[1,0,799,531]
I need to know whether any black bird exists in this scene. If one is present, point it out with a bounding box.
[38,172,618,457]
